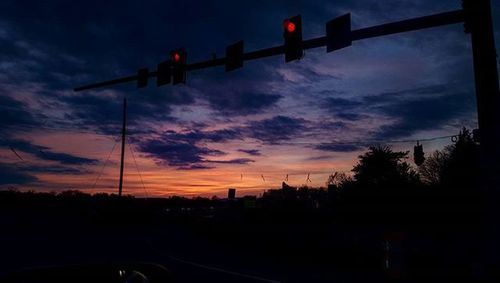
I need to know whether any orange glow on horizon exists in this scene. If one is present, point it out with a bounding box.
[5,130,359,198]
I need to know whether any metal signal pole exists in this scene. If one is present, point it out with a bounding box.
[118,98,127,197]
[73,10,465,92]
[465,0,500,277]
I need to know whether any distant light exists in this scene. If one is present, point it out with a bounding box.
[285,21,296,33]
[173,53,181,62]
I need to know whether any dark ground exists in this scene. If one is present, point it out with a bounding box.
[0,191,480,283]
[0,221,361,283]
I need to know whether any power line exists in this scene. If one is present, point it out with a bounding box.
[9,147,24,161]
[217,134,459,146]
[127,139,149,199]
[91,139,118,190]
[4,124,120,136]
[378,134,459,144]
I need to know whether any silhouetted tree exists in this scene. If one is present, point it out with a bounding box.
[419,149,450,186]
[334,146,421,227]
[326,171,352,189]
[352,145,420,189]
[419,127,480,190]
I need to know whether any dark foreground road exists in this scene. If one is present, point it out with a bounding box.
[0,222,354,283]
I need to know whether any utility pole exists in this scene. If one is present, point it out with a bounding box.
[465,0,500,277]
[118,97,127,197]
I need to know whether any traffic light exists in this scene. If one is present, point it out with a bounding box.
[225,40,244,72]
[157,60,172,86]
[283,15,303,62]
[414,141,425,166]
[137,68,149,88]
[326,14,352,52]
[171,48,187,84]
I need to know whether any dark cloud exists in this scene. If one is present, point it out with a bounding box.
[207,158,254,165]
[135,115,309,168]
[306,155,334,161]
[135,127,252,169]
[136,124,258,169]
[61,93,184,136]
[316,120,348,131]
[323,97,363,113]
[21,164,89,175]
[0,0,344,92]
[0,95,41,131]
[203,90,282,116]
[321,97,368,121]
[35,151,98,166]
[237,149,262,156]
[0,138,98,165]
[58,95,127,136]
[0,96,97,177]
[0,163,38,185]
[138,139,225,168]
[334,112,367,121]
[177,164,214,170]
[160,129,242,144]
[186,60,285,116]
[363,84,450,105]
[245,115,309,144]
[313,143,364,152]
[367,84,476,139]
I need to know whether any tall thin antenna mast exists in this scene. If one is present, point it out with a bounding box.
[118,98,127,197]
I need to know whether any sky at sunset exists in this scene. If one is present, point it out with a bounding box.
[1,0,499,197]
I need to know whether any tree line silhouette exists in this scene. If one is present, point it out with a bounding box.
[0,127,482,281]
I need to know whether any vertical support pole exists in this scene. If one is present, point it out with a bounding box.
[465,0,500,278]
[118,98,127,197]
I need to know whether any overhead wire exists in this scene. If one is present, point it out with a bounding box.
[5,124,120,136]
[91,139,118,190]
[127,139,149,199]
[224,134,459,146]
[9,147,24,161]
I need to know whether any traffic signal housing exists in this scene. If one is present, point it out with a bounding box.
[225,40,244,72]
[171,48,187,84]
[157,60,172,86]
[326,14,352,52]
[137,68,149,88]
[414,141,425,166]
[473,128,481,143]
[283,15,303,62]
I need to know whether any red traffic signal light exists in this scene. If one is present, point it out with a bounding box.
[283,15,303,62]
[173,52,181,63]
[170,48,186,85]
[171,49,186,64]
[284,20,296,33]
